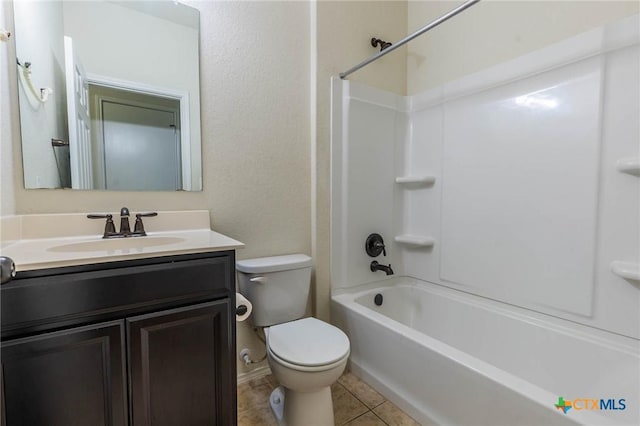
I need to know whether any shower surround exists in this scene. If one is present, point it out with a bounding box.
[331,15,639,426]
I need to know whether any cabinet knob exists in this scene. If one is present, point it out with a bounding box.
[0,256,16,285]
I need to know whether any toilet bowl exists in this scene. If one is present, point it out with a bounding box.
[266,317,350,425]
[236,254,351,425]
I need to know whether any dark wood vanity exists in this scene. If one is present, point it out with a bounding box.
[0,250,237,426]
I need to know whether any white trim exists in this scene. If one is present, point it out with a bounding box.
[86,73,192,191]
[64,36,93,190]
[310,0,319,317]
[347,79,408,112]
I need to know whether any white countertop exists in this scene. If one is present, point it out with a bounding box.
[0,211,244,272]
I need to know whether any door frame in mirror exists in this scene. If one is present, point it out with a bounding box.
[86,73,192,191]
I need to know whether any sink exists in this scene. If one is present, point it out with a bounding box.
[48,236,186,253]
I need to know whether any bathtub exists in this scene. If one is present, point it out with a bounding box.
[331,277,639,426]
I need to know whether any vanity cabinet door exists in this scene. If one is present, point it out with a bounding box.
[127,300,235,426]
[0,320,127,426]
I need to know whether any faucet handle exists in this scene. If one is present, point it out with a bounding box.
[87,213,111,219]
[133,212,158,235]
[365,233,387,257]
[87,214,116,237]
[137,212,158,218]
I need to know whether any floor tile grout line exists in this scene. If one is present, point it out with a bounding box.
[336,382,370,419]
[342,409,391,426]
[339,377,420,425]
[340,410,364,426]
[338,380,387,412]
[370,408,391,426]
[370,400,386,409]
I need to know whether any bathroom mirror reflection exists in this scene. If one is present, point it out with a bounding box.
[14,0,202,191]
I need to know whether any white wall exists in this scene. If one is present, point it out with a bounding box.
[13,0,67,188]
[63,1,202,190]
[407,0,640,94]
[332,14,640,340]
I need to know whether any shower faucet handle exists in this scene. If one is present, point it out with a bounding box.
[365,233,387,257]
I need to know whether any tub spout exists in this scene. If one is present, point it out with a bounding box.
[371,261,394,275]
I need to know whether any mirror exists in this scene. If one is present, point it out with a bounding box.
[13,0,202,191]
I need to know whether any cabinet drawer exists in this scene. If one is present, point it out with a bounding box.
[1,254,232,337]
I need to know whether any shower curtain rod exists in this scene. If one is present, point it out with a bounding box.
[339,0,481,79]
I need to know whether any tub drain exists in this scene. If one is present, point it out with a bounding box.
[374,293,383,306]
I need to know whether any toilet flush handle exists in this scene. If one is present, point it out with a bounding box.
[249,276,266,283]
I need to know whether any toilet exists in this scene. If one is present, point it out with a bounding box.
[236,254,350,426]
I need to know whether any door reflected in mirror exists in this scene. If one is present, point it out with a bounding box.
[13,0,202,191]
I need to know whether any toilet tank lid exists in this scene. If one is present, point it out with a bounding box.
[236,254,312,273]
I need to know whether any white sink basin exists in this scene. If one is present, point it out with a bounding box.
[1,211,245,272]
[48,236,186,253]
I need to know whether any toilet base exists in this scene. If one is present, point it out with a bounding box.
[269,385,334,426]
[270,387,285,423]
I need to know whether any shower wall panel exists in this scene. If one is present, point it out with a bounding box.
[440,58,602,318]
[331,15,639,339]
[330,81,406,290]
[405,16,640,339]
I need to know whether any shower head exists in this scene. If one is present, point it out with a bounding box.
[371,37,392,52]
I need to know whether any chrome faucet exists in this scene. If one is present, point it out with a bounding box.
[370,261,394,276]
[88,207,157,238]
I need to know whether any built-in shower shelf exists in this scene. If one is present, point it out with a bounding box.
[394,235,435,247]
[395,176,436,186]
[611,261,640,281]
[616,157,640,176]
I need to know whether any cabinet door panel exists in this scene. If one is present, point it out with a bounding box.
[128,300,234,426]
[1,321,127,426]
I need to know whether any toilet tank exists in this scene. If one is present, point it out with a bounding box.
[236,254,312,327]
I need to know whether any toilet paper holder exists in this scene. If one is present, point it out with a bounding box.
[235,292,253,322]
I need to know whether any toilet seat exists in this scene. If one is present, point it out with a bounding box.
[267,345,349,373]
[267,317,350,368]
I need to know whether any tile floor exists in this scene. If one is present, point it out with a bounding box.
[237,371,421,426]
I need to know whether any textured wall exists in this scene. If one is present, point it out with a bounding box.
[407,0,640,94]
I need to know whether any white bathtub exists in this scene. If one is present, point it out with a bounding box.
[331,277,639,426]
